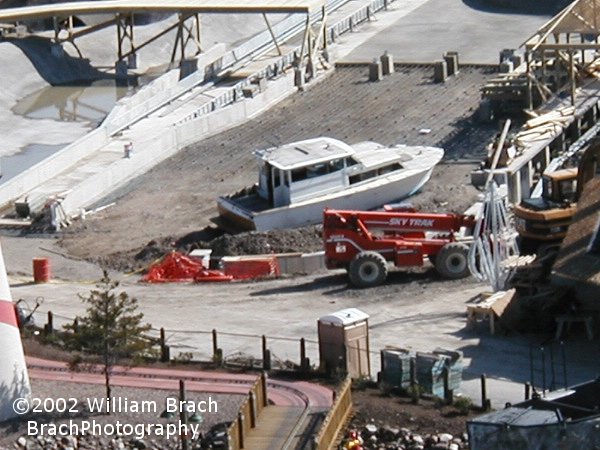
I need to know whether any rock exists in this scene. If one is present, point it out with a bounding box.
[365,423,378,435]
[369,435,378,444]
[133,440,147,449]
[61,436,77,448]
[425,434,438,445]
[462,432,469,442]
[439,433,453,443]
[411,435,424,445]
[449,444,460,450]
[16,436,27,448]
[380,425,400,441]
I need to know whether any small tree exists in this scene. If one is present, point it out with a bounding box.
[65,271,151,401]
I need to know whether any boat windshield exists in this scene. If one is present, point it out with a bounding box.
[291,158,346,182]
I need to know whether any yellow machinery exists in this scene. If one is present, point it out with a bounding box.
[514,141,600,251]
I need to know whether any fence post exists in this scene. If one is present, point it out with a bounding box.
[249,392,256,428]
[160,328,170,362]
[261,372,268,407]
[262,335,271,370]
[212,329,218,355]
[213,329,223,365]
[300,338,308,372]
[44,311,53,334]
[237,412,244,449]
[481,374,491,411]
[179,380,189,450]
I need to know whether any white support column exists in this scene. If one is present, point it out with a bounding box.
[0,242,31,422]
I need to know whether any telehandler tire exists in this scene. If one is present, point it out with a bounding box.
[434,243,470,279]
[348,251,388,287]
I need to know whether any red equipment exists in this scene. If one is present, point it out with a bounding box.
[323,207,476,287]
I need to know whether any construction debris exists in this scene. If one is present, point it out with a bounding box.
[144,252,232,283]
[514,106,574,147]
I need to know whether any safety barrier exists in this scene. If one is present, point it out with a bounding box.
[227,372,268,450]
[221,256,281,280]
[313,377,353,450]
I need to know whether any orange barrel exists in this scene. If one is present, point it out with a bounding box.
[33,258,50,283]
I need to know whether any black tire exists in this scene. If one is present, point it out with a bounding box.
[348,252,388,288]
[434,243,470,279]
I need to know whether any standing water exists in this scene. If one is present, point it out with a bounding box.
[12,79,130,124]
[3,80,132,183]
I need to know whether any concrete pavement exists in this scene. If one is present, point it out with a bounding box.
[337,0,552,63]
[11,269,600,409]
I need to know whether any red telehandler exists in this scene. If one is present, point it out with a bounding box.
[323,207,477,287]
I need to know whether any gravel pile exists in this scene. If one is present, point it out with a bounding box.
[350,424,469,450]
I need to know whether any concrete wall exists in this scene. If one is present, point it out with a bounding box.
[0,127,108,205]
[104,43,228,134]
[59,71,298,215]
[174,71,296,148]
[277,252,326,275]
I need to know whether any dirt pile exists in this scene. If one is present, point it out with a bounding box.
[81,226,324,272]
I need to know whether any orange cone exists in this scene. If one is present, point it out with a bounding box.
[0,242,31,422]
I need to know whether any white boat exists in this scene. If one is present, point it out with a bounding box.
[217,137,444,231]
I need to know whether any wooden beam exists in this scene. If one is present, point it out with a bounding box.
[527,42,600,50]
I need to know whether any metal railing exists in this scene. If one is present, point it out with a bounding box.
[105,0,352,135]
[175,0,399,126]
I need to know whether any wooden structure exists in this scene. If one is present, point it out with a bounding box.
[482,0,600,112]
[523,0,600,109]
[227,372,268,450]
[551,177,600,310]
[313,377,352,450]
[467,289,515,335]
[0,0,326,68]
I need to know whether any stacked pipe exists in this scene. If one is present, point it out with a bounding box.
[468,120,520,291]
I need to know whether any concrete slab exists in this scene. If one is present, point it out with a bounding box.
[338,0,552,64]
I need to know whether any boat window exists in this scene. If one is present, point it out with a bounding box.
[284,171,290,187]
[291,168,308,182]
[291,160,345,182]
[273,169,281,187]
[377,163,403,175]
[346,157,359,166]
[349,170,378,184]
[329,159,345,172]
[307,163,328,178]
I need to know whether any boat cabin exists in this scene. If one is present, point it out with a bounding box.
[255,137,355,207]
[254,137,409,207]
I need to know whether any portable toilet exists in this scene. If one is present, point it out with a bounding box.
[318,308,370,379]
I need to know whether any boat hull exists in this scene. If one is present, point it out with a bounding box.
[218,167,435,231]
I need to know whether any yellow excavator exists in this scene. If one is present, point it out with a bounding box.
[514,139,600,253]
